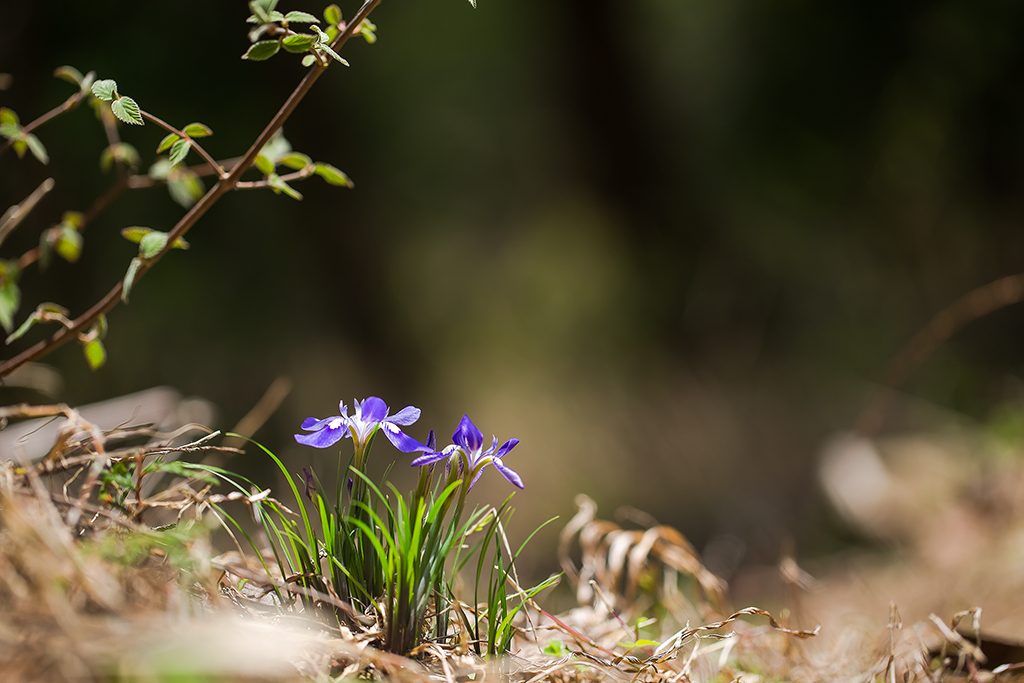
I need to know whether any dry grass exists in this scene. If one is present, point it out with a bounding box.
[0,402,1022,682]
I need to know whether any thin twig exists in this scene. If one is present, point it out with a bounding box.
[0,178,55,249]
[0,0,383,381]
[140,110,227,178]
[0,88,89,158]
[857,271,1024,436]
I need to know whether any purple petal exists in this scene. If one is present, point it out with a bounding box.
[494,438,519,459]
[410,450,450,467]
[387,405,421,426]
[453,415,483,453]
[426,429,436,451]
[301,416,332,430]
[380,421,431,453]
[360,396,389,423]
[338,401,348,417]
[294,419,348,448]
[493,458,524,489]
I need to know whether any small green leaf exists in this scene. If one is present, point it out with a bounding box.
[61,211,84,229]
[55,226,83,262]
[83,339,106,370]
[0,108,18,126]
[284,10,318,23]
[314,163,353,187]
[282,33,317,53]
[542,640,569,657]
[139,231,169,259]
[39,302,69,316]
[253,154,275,175]
[121,226,153,243]
[242,41,281,61]
[148,158,171,180]
[91,79,117,101]
[323,4,342,26]
[168,138,191,167]
[25,134,48,164]
[301,54,318,67]
[468,0,477,7]
[111,96,143,125]
[0,123,20,140]
[268,174,303,200]
[358,19,377,44]
[122,257,142,303]
[278,152,311,170]
[12,138,26,159]
[0,280,21,334]
[100,143,140,171]
[182,122,212,138]
[79,71,96,93]
[168,171,204,208]
[53,65,83,87]
[6,313,37,345]
[156,132,179,153]
[319,43,348,66]
[258,130,291,162]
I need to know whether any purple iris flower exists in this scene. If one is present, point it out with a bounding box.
[411,415,523,489]
[294,396,430,453]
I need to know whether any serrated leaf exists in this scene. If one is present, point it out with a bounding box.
[242,40,280,61]
[182,122,212,138]
[282,33,317,53]
[301,54,318,67]
[83,339,106,370]
[268,10,284,21]
[0,280,21,334]
[168,171,204,208]
[314,163,352,187]
[6,313,38,345]
[25,134,48,164]
[278,152,311,170]
[284,10,318,23]
[156,132,179,153]
[91,79,117,101]
[324,4,342,26]
[55,226,83,262]
[122,257,142,303]
[253,154,275,175]
[319,44,348,66]
[111,96,143,125]
[139,231,169,259]
[53,65,83,87]
[121,227,153,243]
[168,138,191,167]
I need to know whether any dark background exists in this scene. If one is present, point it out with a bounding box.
[4,0,1024,577]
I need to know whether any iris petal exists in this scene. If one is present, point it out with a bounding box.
[294,422,347,448]
[453,415,483,453]
[410,450,450,467]
[360,396,389,423]
[494,438,519,459]
[493,458,524,489]
[380,421,431,453]
[388,405,421,426]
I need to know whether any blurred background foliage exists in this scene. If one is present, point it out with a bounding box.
[4,0,1024,576]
